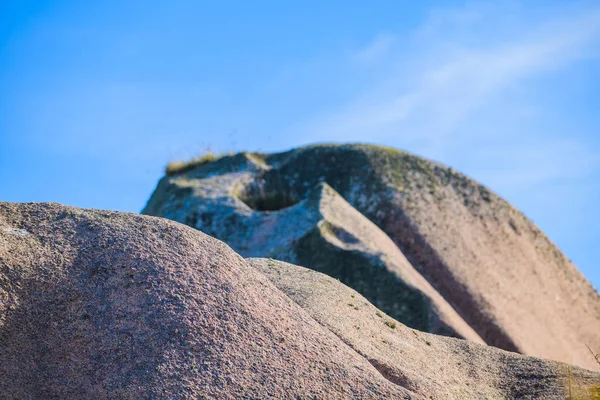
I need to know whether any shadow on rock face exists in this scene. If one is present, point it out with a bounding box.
[234,175,300,212]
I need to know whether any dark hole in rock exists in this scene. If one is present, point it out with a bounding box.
[236,179,300,212]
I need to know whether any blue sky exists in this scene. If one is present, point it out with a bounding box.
[1,1,599,289]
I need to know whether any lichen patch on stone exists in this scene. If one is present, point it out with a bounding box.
[2,227,31,237]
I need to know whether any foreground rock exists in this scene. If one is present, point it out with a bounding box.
[249,258,600,400]
[1,202,598,399]
[143,144,600,370]
[0,202,416,399]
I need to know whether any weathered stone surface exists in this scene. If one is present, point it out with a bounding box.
[0,202,417,399]
[249,258,600,400]
[2,201,598,399]
[144,154,482,341]
[143,144,600,370]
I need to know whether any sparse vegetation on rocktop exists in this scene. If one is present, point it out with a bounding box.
[587,345,600,367]
[165,152,224,176]
[566,346,600,400]
[586,346,600,398]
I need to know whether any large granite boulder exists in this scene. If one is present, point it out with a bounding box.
[0,202,415,399]
[143,144,600,370]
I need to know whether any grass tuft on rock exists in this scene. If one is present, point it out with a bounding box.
[166,152,222,176]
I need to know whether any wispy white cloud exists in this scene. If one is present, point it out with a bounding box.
[294,3,600,161]
[353,33,395,65]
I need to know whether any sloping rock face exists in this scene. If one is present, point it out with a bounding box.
[0,202,417,399]
[249,258,600,400]
[143,144,600,370]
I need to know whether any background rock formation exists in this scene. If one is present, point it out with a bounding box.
[143,144,600,370]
